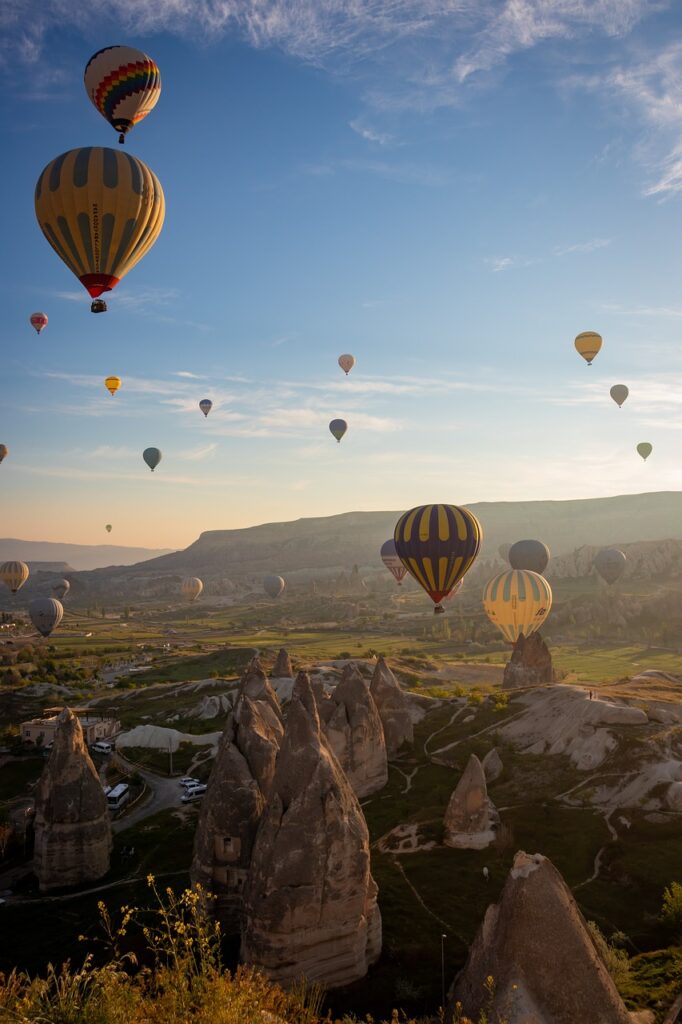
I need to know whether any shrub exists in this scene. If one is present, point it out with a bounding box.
[661,881,682,934]
[587,921,631,987]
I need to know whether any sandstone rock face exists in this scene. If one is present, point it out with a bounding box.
[271,648,293,679]
[235,696,284,799]
[33,707,112,892]
[241,672,381,989]
[444,754,498,850]
[191,722,264,932]
[448,851,632,1024]
[369,657,413,757]
[324,664,388,798]
[503,632,555,690]
[239,657,283,726]
[481,747,503,783]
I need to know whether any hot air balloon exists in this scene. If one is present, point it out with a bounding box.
[509,539,550,575]
[143,447,162,472]
[380,539,407,585]
[29,598,64,638]
[610,385,628,408]
[104,376,121,396]
[35,147,165,312]
[52,579,70,600]
[394,503,482,614]
[181,577,203,601]
[105,524,112,533]
[329,419,348,443]
[30,312,48,334]
[338,354,355,376]
[0,561,29,594]
[264,575,286,599]
[575,331,602,365]
[637,442,652,461]
[483,569,552,644]
[0,445,7,464]
[498,543,511,563]
[199,399,212,418]
[594,548,626,585]
[84,46,161,144]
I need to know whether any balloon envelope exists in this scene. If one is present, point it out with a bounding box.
[498,543,511,562]
[594,548,626,585]
[29,598,64,638]
[442,578,464,603]
[30,312,48,334]
[84,45,161,142]
[483,569,552,644]
[394,503,482,613]
[52,579,70,599]
[637,442,652,461]
[263,575,286,599]
[0,561,29,594]
[509,539,550,575]
[329,419,348,443]
[610,384,628,408]
[0,445,7,464]
[35,147,165,302]
[105,524,112,533]
[104,376,121,396]
[199,399,212,417]
[181,577,203,601]
[338,354,355,375]
[574,331,602,365]
[143,447,162,472]
[380,539,407,584]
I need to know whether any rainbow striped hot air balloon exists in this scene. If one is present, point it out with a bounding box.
[84,46,161,144]
[394,504,482,614]
[483,569,552,644]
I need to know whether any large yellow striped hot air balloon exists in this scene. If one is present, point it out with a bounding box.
[0,561,29,594]
[574,331,602,365]
[483,569,552,644]
[394,503,482,614]
[181,577,203,601]
[35,147,165,311]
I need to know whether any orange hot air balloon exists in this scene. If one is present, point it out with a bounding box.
[104,376,121,396]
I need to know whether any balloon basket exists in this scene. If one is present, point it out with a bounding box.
[434,604,444,615]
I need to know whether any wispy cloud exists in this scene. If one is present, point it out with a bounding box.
[486,237,611,272]
[553,237,611,256]
[602,302,682,318]
[174,371,204,379]
[349,117,392,145]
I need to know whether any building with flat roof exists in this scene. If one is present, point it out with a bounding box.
[22,708,119,747]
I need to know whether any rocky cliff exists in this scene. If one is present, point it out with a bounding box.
[324,663,388,798]
[503,632,555,689]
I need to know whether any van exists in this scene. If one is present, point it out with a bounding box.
[106,783,130,812]
[92,741,113,755]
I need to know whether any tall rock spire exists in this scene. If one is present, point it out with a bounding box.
[324,663,388,797]
[369,657,413,757]
[444,753,499,850]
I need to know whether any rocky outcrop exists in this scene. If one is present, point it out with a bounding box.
[33,707,112,892]
[271,648,293,678]
[481,748,503,783]
[448,851,632,1024]
[369,657,413,757]
[444,754,498,850]
[235,696,283,798]
[241,672,381,988]
[324,664,388,797]
[238,657,283,726]
[503,632,555,690]
[191,723,264,932]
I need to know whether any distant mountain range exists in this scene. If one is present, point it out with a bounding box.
[74,490,682,587]
[0,539,174,571]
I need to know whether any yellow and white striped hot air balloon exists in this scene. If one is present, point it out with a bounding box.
[0,561,29,594]
[181,577,203,601]
[35,147,165,311]
[574,331,602,365]
[482,569,552,644]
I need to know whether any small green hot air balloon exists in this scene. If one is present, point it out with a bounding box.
[610,385,629,408]
[329,419,347,443]
[637,442,652,461]
[143,447,162,472]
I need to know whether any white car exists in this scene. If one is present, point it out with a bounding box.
[181,788,205,804]
[179,777,199,788]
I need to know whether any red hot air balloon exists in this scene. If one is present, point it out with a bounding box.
[30,312,48,334]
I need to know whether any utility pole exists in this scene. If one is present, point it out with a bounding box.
[168,740,173,776]
[441,933,447,1014]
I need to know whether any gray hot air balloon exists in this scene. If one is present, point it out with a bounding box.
[498,543,511,562]
[143,447,162,472]
[509,539,550,575]
[609,385,629,408]
[637,442,652,461]
[263,574,286,599]
[329,419,348,443]
[0,444,7,464]
[29,597,64,637]
[52,579,70,600]
[593,547,626,585]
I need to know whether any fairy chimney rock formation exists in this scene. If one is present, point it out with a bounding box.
[33,707,112,892]
[191,721,264,933]
[235,695,283,799]
[369,657,413,757]
[241,671,382,988]
[271,648,293,678]
[324,664,388,798]
[444,753,499,850]
[503,632,555,690]
[448,851,632,1024]
[238,656,283,726]
[482,747,503,783]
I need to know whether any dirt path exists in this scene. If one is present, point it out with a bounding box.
[423,705,467,755]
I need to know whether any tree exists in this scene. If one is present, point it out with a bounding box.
[661,881,682,933]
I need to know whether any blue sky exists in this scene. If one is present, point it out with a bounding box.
[2,0,682,549]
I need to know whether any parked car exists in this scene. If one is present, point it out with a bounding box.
[92,741,113,755]
[184,783,207,796]
[181,789,204,804]
[179,777,199,787]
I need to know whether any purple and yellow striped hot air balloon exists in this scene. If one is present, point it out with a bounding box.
[84,46,161,144]
[394,504,482,614]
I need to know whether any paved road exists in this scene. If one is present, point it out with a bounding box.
[112,752,183,833]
